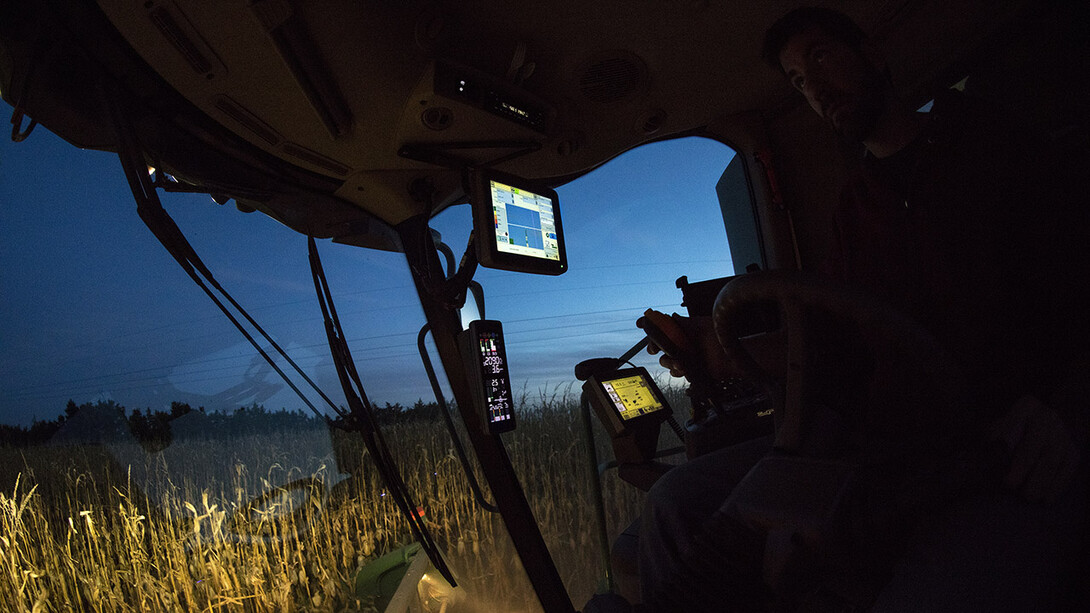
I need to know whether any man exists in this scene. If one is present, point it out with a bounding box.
[639,7,1086,611]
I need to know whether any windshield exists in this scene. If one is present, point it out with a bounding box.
[0,130,736,610]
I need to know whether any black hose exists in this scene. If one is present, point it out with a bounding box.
[309,237,457,586]
[418,325,500,513]
[105,81,342,422]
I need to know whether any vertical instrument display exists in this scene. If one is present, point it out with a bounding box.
[459,320,516,433]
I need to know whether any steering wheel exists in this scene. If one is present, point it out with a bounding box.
[712,270,966,463]
[712,271,977,603]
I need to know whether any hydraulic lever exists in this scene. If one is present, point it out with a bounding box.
[636,309,721,423]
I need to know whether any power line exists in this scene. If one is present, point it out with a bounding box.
[1,270,690,384]
[5,251,730,376]
[3,303,675,406]
[0,270,700,382]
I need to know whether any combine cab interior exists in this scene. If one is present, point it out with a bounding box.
[1,0,1086,611]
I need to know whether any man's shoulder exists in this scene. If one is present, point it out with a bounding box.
[927,89,1044,152]
[841,89,1039,211]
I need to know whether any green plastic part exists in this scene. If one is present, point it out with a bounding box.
[353,542,423,610]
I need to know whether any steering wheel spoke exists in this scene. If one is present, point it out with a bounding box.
[713,271,966,460]
[780,299,808,451]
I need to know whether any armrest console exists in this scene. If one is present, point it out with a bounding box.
[723,455,856,590]
[724,455,855,540]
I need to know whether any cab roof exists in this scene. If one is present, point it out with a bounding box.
[0,0,1030,249]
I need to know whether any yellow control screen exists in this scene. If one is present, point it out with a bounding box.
[601,374,665,421]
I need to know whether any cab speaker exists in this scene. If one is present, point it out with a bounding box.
[578,51,648,104]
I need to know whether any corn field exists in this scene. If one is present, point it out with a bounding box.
[0,390,688,612]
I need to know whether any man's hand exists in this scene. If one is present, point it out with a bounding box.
[638,311,734,382]
[988,395,1082,502]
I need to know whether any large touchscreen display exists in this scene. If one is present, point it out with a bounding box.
[472,170,567,275]
[489,179,562,264]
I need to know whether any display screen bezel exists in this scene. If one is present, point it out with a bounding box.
[470,170,567,276]
[584,367,670,436]
[463,320,517,433]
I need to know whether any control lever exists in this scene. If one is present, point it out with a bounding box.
[637,309,720,421]
[575,357,623,382]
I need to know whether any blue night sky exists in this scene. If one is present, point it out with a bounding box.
[0,124,735,426]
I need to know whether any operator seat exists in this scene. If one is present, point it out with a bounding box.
[611,518,643,604]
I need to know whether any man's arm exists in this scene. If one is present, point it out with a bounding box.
[989,360,1089,502]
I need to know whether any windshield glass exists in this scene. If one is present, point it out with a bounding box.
[0,130,736,610]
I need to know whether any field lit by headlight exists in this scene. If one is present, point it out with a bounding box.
[0,393,671,612]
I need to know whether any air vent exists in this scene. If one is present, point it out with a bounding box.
[578,52,648,103]
[146,3,224,79]
[636,108,668,136]
[280,142,350,177]
[214,96,281,146]
[421,106,454,131]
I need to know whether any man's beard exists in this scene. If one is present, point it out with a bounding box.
[827,68,890,143]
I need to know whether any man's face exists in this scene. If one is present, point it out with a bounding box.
[778,26,889,143]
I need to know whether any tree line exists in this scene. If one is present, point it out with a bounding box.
[0,398,449,448]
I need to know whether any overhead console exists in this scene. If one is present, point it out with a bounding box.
[433,60,553,135]
[396,59,558,171]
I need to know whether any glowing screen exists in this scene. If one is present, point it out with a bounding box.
[490,180,561,262]
[601,374,666,421]
[476,330,513,426]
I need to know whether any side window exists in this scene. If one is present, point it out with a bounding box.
[716,153,764,273]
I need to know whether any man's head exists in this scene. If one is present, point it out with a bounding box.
[762,7,891,144]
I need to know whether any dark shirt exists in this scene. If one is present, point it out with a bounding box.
[829,91,1088,429]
